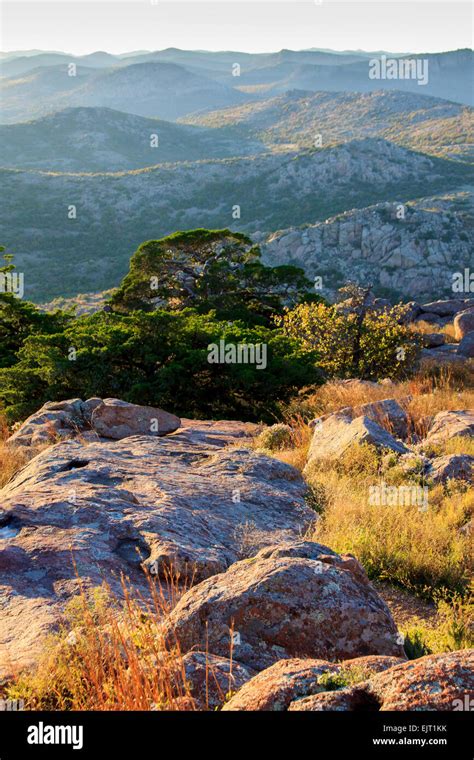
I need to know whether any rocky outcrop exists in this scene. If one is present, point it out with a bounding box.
[458,333,474,358]
[422,333,446,348]
[421,299,469,317]
[162,541,405,672]
[288,650,474,711]
[0,422,313,678]
[428,454,474,484]
[222,655,404,711]
[91,399,180,439]
[420,345,467,366]
[305,411,408,468]
[262,194,474,302]
[423,410,474,446]
[7,397,181,446]
[454,308,474,340]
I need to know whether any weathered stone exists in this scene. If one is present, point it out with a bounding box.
[222,655,404,711]
[0,424,312,678]
[288,651,474,711]
[454,308,474,340]
[458,332,474,358]
[163,541,405,673]
[182,652,255,710]
[340,398,410,440]
[428,454,474,484]
[7,397,182,446]
[420,299,466,316]
[414,312,444,325]
[305,413,408,468]
[422,333,446,348]
[91,399,181,438]
[420,347,465,366]
[424,410,474,445]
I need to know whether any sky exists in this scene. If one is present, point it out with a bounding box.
[1,1,472,56]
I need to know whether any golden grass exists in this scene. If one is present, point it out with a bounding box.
[4,570,230,711]
[306,465,472,597]
[410,320,457,341]
[269,371,474,599]
[0,413,33,488]
[281,367,474,442]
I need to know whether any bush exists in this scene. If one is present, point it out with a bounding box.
[275,298,420,380]
[255,423,293,451]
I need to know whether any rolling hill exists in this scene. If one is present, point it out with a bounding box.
[0,61,253,123]
[0,107,265,171]
[181,89,474,162]
[1,138,470,301]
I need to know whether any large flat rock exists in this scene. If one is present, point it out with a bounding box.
[0,421,313,678]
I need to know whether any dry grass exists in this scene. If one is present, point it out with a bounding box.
[268,370,474,599]
[0,413,35,488]
[281,366,474,443]
[306,464,472,597]
[4,570,222,711]
[410,320,457,341]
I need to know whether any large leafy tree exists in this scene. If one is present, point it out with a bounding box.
[0,310,322,423]
[110,229,314,324]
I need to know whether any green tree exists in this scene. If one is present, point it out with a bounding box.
[110,229,313,324]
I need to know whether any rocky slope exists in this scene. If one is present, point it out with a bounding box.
[261,190,474,301]
[2,139,469,301]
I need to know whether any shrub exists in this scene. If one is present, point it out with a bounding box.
[275,299,420,380]
[255,423,293,451]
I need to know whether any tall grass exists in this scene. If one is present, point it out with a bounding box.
[269,371,474,599]
[5,571,201,711]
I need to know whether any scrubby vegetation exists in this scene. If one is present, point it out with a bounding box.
[0,236,420,424]
[3,577,197,711]
[0,232,472,709]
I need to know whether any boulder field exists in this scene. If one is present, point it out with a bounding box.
[1,396,472,709]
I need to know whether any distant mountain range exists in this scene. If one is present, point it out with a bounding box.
[0,48,472,126]
[0,61,252,123]
[1,90,472,172]
[0,47,472,304]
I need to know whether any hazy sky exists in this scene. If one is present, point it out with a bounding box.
[1,1,472,55]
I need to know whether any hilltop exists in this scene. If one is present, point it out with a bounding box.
[0,107,264,171]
